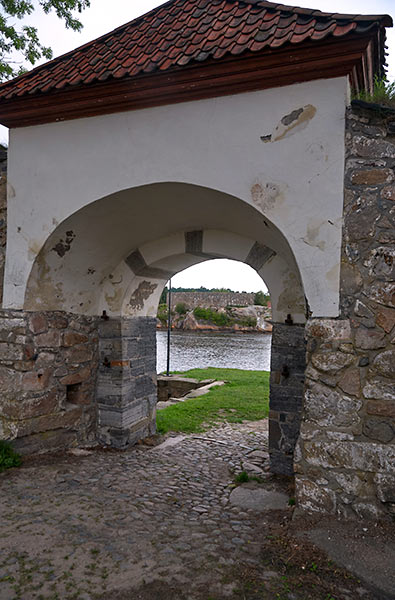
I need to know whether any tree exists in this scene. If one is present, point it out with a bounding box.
[0,1,90,80]
[254,290,270,306]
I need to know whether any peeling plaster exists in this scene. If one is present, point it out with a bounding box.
[261,104,317,143]
[51,230,76,258]
[128,281,158,312]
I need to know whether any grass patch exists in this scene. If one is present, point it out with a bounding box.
[0,440,22,472]
[156,367,269,434]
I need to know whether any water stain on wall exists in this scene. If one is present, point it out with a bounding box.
[251,181,286,213]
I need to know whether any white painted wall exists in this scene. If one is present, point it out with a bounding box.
[4,76,348,317]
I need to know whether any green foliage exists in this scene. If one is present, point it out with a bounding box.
[156,367,270,434]
[157,303,168,325]
[235,470,249,483]
[353,76,395,108]
[159,287,167,305]
[238,316,257,328]
[0,439,22,472]
[0,1,90,80]
[171,286,234,293]
[254,290,270,306]
[193,306,231,326]
[175,302,187,315]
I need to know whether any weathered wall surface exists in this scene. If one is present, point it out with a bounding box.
[4,77,348,319]
[296,104,395,520]
[0,309,98,453]
[171,291,255,309]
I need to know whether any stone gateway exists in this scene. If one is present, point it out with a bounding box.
[0,0,393,520]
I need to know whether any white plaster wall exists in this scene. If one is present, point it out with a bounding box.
[4,76,348,317]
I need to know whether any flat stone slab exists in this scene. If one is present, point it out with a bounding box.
[229,486,289,511]
[152,435,186,450]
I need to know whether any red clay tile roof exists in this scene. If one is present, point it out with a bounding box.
[0,0,391,101]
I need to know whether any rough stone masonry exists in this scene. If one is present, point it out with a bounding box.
[295,102,395,520]
[0,102,394,521]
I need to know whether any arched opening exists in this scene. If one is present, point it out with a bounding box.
[22,182,307,473]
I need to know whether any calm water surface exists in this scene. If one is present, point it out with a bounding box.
[156,330,271,373]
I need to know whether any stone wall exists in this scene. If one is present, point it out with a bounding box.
[269,323,306,476]
[97,316,157,448]
[0,309,99,453]
[0,146,7,306]
[295,102,395,520]
[171,291,256,309]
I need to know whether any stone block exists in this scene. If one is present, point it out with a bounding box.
[304,381,362,428]
[375,473,395,503]
[355,327,386,350]
[303,441,395,473]
[372,350,395,379]
[366,399,395,418]
[363,418,394,443]
[48,314,69,329]
[15,406,84,437]
[269,385,303,412]
[271,323,306,348]
[311,351,354,373]
[29,313,48,334]
[305,319,351,340]
[365,282,395,308]
[0,342,26,360]
[351,168,393,185]
[60,366,91,385]
[64,345,93,364]
[269,449,294,476]
[35,330,61,347]
[375,307,395,333]
[1,389,59,419]
[338,368,361,396]
[381,184,395,201]
[363,379,395,402]
[296,478,336,514]
[12,429,78,455]
[63,332,89,346]
[351,136,395,159]
[22,369,51,392]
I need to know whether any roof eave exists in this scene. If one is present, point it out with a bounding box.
[0,33,379,129]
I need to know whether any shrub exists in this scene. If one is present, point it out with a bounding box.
[157,303,169,325]
[239,316,257,328]
[193,307,231,326]
[0,440,22,472]
[175,302,187,315]
[254,291,270,306]
[353,76,395,108]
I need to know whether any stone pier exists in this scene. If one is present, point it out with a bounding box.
[97,316,157,448]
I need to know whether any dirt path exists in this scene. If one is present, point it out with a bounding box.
[0,421,393,600]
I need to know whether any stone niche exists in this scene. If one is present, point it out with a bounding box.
[0,309,99,453]
[295,102,395,520]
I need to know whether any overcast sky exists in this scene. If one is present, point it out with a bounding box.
[2,0,394,292]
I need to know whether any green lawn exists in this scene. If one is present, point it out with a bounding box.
[156,367,270,434]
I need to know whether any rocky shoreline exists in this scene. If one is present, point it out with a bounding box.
[157,304,272,333]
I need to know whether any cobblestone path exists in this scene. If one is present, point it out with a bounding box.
[0,420,378,600]
[1,421,284,600]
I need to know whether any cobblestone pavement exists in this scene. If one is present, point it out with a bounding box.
[0,420,380,600]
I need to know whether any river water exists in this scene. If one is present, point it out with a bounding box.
[156,330,271,373]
